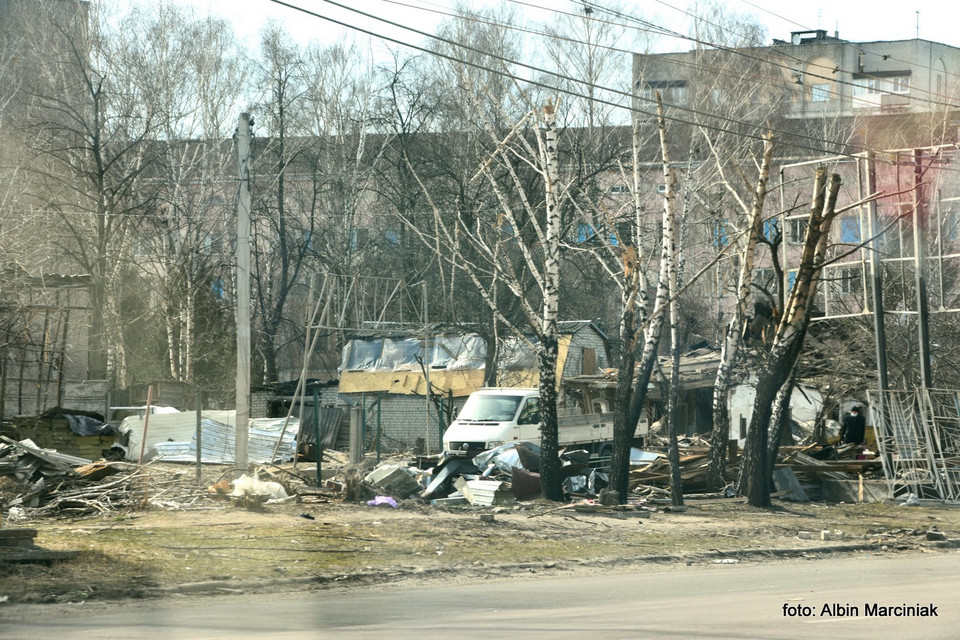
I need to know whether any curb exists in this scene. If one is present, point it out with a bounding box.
[148,539,960,597]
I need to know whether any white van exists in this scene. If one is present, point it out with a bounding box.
[442,388,615,457]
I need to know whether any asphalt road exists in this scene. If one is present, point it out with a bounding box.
[1,553,957,639]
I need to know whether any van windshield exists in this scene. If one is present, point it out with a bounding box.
[457,395,524,422]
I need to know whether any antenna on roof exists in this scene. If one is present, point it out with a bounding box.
[916,11,920,39]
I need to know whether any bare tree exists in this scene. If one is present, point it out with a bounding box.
[25,3,163,387]
[739,167,842,508]
[403,101,568,500]
[705,133,775,489]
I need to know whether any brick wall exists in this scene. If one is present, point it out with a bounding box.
[251,390,270,419]
[346,393,466,453]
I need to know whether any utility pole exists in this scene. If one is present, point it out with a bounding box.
[865,152,889,392]
[422,280,432,454]
[235,113,252,472]
[913,149,933,388]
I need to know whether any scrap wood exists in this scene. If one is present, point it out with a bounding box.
[527,502,585,518]
[779,460,881,474]
[74,461,124,482]
[782,452,849,480]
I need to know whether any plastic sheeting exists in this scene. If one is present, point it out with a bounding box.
[340,333,487,372]
[64,414,115,436]
[120,410,237,462]
[498,336,536,371]
[151,417,300,464]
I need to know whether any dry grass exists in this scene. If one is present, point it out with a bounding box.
[1,495,956,604]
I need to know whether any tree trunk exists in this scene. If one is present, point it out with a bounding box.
[610,285,638,503]
[658,91,683,506]
[537,100,563,502]
[537,336,563,501]
[739,167,841,508]
[767,368,798,473]
[706,133,775,490]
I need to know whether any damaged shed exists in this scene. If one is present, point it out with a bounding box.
[336,321,611,454]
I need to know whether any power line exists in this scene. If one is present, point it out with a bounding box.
[582,0,960,110]
[272,0,909,163]
[395,0,856,110]
[386,0,960,132]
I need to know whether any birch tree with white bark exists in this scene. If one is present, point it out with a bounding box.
[704,133,775,489]
[404,100,568,500]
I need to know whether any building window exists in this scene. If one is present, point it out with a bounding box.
[890,75,910,93]
[609,184,629,194]
[641,82,687,106]
[754,267,776,292]
[669,85,688,105]
[787,218,808,244]
[839,267,862,294]
[853,78,877,96]
[763,218,779,241]
[712,220,729,249]
[349,227,370,251]
[577,223,596,243]
[811,83,831,102]
[853,74,910,95]
[840,217,861,244]
[941,209,959,241]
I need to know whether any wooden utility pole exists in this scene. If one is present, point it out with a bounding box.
[235,113,252,473]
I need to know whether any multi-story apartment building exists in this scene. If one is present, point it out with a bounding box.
[625,30,960,335]
[633,29,960,149]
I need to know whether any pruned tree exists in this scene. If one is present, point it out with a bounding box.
[739,166,842,507]
[597,97,674,504]
[705,132,775,489]
[657,94,685,507]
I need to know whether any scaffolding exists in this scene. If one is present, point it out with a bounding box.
[869,388,960,502]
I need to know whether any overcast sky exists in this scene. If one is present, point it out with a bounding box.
[168,0,960,52]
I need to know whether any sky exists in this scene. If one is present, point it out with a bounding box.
[158,0,960,53]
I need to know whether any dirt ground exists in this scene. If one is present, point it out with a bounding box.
[1,460,958,606]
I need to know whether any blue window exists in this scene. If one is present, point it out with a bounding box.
[763,218,779,241]
[577,223,597,243]
[840,217,861,244]
[609,232,619,246]
[713,221,729,248]
[211,278,224,299]
[385,229,400,245]
[787,270,797,291]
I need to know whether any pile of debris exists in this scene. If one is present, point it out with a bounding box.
[0,436,223,519]
[328,442,631,508]
[775,443,885,502]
